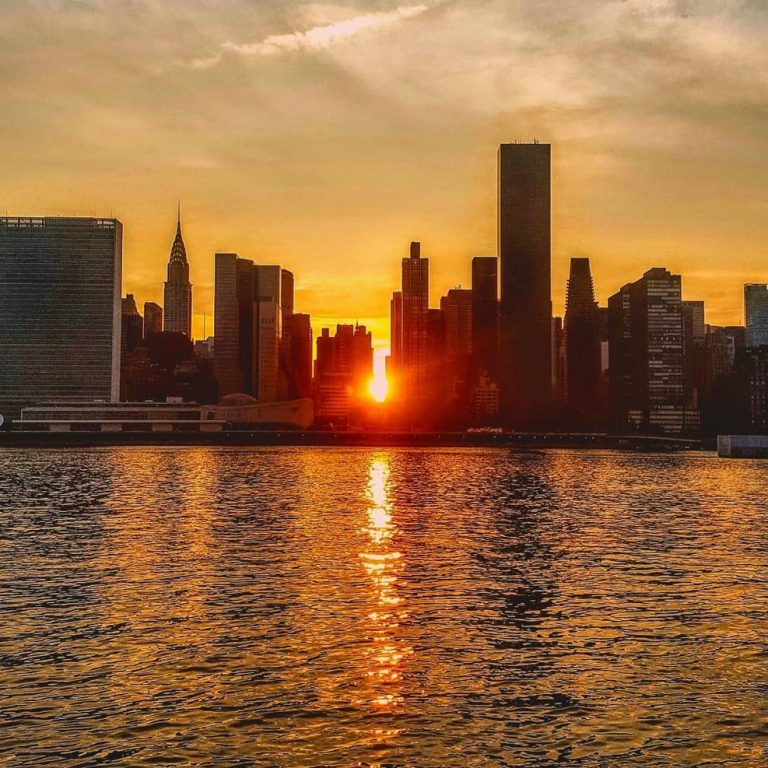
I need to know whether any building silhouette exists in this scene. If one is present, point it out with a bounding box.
[121,294,144,357]
[213,254,284,403]
[255,265,282,403]
[400,242,429,413]
[441,288,473,413]
[143,302,163,337]
[498,143,552,427]
[0,217,122,417]
[314,324,373,426]
[387,290,403,383]
[745,284,768,347]
[214,253,255,397]
[608,268,689,433]
[163,208,192,337]
[287,313,313,399]
[564,257,601,414]
[471,256,498,385]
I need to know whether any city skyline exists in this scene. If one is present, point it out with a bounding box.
[4,2,768,343]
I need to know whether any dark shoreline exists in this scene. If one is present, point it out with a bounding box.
[0,430,708,451]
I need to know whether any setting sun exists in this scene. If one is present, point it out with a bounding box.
[369,374,389,403]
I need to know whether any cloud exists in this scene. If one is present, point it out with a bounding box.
[191,3,429,68]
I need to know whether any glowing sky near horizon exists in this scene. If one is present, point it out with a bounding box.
[2,0,768,349]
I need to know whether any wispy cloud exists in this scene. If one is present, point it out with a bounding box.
[192,3,429,68]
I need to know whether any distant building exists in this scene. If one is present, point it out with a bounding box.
[278,268,296,400]
[386,291,403,390]
[498,142,552,427]
[213,255,283,403]
[287,313,313,399]
[401,242,429,412]
[163,210,192,337]
[682,300,705,414]
[608,268,691,433]
[733,346,768,434]
[441,288,473,411]
[471,256,498,384]
[0,217,122,418]
[745,284,768,347]
[255,265,282,403]
[121,294,144,357]
[564,257,601,414]
[551,316,565,403]
[214,253,255,396]
[314,324,373,426]
[143,302,163,337]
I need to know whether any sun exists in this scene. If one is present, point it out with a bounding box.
[369,374,389,403]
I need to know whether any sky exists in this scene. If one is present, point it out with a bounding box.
[2,0,768,350]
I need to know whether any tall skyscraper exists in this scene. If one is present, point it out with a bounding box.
[498,142,552,427]
[471,256,498,383]
[255,265,282,403]
[0,217,122,416]
[682,300,705,411]
[608,268,687,433]
[745,284,768,347]
[387,290,403,383]
[213,254,285,403]
[564,257,601,413]
[401,241,429,410]
[278,268,295,400]
[163,209,192,337]
[214,252,253,397]
[143,302,163,337]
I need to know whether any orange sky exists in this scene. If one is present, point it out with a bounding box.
[3,0,768,351]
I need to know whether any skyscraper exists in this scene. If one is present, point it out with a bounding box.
[498,142,552,427]
[745,284,768,347]
[288,313,313,399]
[313,324,373,425]
[214,252,252,397]
[608,268,687,433]
[255,265,282,403]
[387,290,403,384]
[0,217,122,417]
[143,302,163,337]
[163,209,192,337]
[401,241,429,410]
[471,256,498,383]
[441,288,473,410]
[121,294,144,357]
[564,257,601,413]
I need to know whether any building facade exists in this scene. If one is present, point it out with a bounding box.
[163,212,192,337]
[143,302,163,337]
[564,257,601,413]
[0,217,122,417]
[498,142,552,427]
[121,294,144,357]
[745,283,768,347]
[608,268,690,433]
[313,324,373,426]
[400,242,429,412]
[471,256,498,385]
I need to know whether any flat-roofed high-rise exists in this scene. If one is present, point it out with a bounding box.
[498,142,552,426]
[0,217,122,416]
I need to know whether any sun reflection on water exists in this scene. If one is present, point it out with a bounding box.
[361,456,411,715]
